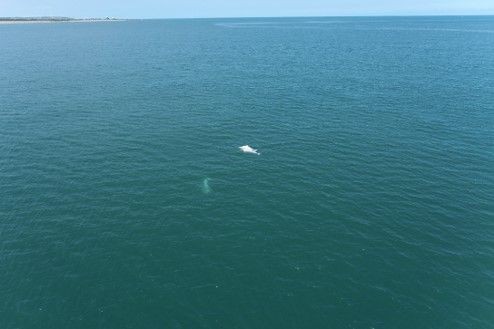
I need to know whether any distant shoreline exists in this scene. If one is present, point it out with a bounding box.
[1,14,492,25]
[0,17,123,25]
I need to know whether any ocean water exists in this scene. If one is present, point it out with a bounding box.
[0,16,493,329]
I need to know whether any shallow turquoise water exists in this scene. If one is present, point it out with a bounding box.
[1,16,493,328]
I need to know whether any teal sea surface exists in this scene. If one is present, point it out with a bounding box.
[1,16,493,328]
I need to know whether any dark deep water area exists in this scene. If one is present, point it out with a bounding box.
[1,16,493,329]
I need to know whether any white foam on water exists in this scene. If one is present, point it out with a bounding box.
[239,145,260,155]
[202,178,212,194]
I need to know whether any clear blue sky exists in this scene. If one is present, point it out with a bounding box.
[1,0,494,18]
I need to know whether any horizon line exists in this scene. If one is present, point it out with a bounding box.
[144,13,494,19]
[2,14,494,20]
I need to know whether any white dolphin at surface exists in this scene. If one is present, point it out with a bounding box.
[239,145,260,155]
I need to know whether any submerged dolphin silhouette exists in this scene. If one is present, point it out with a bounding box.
[202,178,212,194]
[239,145,260,155]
